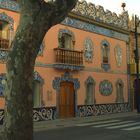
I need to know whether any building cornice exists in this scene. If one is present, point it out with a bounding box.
[0,0,129,34]
[68,12,129,35]
[61,17,129,42]
[71,0,129,31]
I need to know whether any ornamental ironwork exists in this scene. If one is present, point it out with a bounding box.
[99,80,113,96]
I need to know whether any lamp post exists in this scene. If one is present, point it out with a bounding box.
[134,15,140,113]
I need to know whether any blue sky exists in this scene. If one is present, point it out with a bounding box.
[86,0,139,16]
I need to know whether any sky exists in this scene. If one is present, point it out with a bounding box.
[85,0,140,16]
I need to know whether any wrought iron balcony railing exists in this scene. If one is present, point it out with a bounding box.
[53,48,84,71]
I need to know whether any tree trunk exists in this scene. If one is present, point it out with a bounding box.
[2,0,77,140]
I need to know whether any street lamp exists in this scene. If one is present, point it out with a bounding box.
[134,15,140,113]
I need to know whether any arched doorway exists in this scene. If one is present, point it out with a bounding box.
[52,72,80,118]
[59,81,75,118]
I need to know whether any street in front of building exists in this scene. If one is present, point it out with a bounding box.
[34,113,140,140]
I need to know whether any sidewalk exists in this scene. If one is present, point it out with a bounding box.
[33,111,139,132]
[0,111,139,132]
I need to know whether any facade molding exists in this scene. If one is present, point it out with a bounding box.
[0,103,130,123]
[114,45,123,67]
[33,71,44,84]
[58,28,75,42]
[99,80,113,96]
[1,1,128,31]
[71,0,128,30]
[84,37,93,63]
[0,50,9,63]
[62,17,129,42]
[0,0,19,12]
[35,62,127,75]
[53,64,84,71]
[0,12,14,30]
[78,103,130,117]
[1,1,129,39]
[52,71,80,90]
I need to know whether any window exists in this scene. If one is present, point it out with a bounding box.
[60,33,72,49]
[58,28,75,50]
[0,21,9,49]
[101,40,110,71]
[102,43,109,63]
[85,76,95,105]
[116,79,124,103]
[33,80,42,107]
[84,37,93,63]
[33,72,43,107]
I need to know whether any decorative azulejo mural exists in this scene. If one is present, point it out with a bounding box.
[0,0,19,12]
[115,45,122,67]
[99,80,113,96]
[33,71,44,83]
[78,103,130,117]
[0,103,131,124]
[101,63,110,71]
[38,41,45,56]
[0,0,128,30]
[72,0,128,29]
[62,17,129,42]
[0,12,14,30]
[85,76,95,85]
[33,107,56,122]
[84,38,93,63]
[0,50,9,63]
[58,28,75,46]
[0,74,6,96]
[0,109,4,124]
[0,107,57,124]
[52,71,80,90]
[53,64,84,71]
[0,12,14,46]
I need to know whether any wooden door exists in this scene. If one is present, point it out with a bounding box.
[59,81,75,118]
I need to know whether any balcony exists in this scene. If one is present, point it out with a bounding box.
[53,48,84,71]
[0,39,9,49]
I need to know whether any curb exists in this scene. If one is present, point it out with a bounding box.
[0,112,139,132]
[34,111,139,132]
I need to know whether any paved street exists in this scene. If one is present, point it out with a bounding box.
[34,114,140,140]
[0,112,140,139]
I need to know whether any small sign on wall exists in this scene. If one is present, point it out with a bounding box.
[47,90,52,101]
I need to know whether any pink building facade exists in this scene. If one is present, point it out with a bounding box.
[0,1,130,123]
